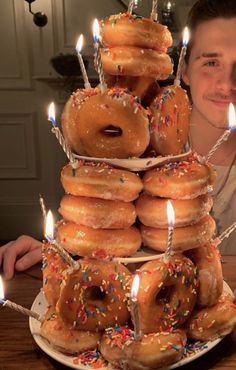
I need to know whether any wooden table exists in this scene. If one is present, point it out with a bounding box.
[0,256,236,370]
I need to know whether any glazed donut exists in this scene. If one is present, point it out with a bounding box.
[59,194,136,229]
[142,157,216,199]
[41,307,101,354]
[100,326,186,370]
[61,163,143,202]
[42,243,67,306]
[101,13,172,52]
[141,214,216,253]
[56,259,131,331]
[61,87,150,158]
[135,255,198,333]
[56,221,141,258]
[186,242,223,307]
[101,46,173,80]
[149,85,191,155]
[187,292,236,341]
[136,193,213,228]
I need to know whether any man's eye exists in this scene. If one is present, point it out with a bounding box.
[204,60,218,67]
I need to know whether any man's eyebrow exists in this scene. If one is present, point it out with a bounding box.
[199,52,223,58]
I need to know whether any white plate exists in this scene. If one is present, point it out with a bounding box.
[73,151,192,172]
[30,288,229,370]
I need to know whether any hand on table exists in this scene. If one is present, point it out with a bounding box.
[0,235,42,280]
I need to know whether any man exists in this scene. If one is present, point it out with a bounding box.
[1,0,236,279]
[182,0,236,254]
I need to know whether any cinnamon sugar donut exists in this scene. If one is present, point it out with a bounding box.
[100,326,186,370]
[186,242,223,307]
[187,291,236,341]
[141,215,216,253]
[56,221,141,258]
[59,195,136,229]
[143,157,216,199]
[149,85,191,155]
[136,193,213,228]
[101,46,173,80]
[61,87,150,158]
[61,163,143,202]
[56,259,131,331]
[41,307,101,354]
[101,13,172,53]
[42,243,67,306]
[135,255,198,333]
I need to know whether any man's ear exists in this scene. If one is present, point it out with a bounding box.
[182,61,190,86]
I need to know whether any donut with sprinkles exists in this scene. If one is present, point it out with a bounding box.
[134,255,198,333]
[99,326,186,370]
[101,13,172,53]
[61,87,150,158]
[149,85,191,155]
[56,258,132,331]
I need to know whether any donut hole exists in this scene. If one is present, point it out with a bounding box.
[84,286,106,301]
[156,285,174,304]
[101,125,123,137]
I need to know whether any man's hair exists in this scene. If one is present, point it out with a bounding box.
[185,0,236,63]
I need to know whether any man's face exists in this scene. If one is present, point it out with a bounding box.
[183,18,236,129]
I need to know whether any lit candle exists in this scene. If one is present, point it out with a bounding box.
[204,103,236,162]
[48,102,78,169]
[150,0,158,21]
[0,276,42,322]
[215,221,236,246]
[164,200,175,259]
[174,27,189,86]
[39,193,47,223]
[128,0,138,14]
[93,19,107,93]
[130,274,142,341]
[75,34,91,89]
[45,210,79,270]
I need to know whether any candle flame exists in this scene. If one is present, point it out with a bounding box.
[48,102,56,126]
[0,276,5,300]
[167,1,172,11]
[228,103,236,130]
[45,210,54,242]
[93,19,100,43]
[131,274,140,299]
[76,34,83,54]
[167,200,175,228]
[183,27,189,47]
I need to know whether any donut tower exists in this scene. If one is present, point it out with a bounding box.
[40,6,236,370]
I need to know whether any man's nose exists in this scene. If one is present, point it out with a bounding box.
[216,64,236,92]
[231,62,236,88]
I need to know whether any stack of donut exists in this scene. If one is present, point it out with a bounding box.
[56,161,143,258]
[138,154,217,253]
[100,12,173,101]
[39,7,236,370]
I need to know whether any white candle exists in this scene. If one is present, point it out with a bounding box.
[0,276,42,322]
[174,27,189,86]
[130,274,142,341]
[128,0,138,14]
[164,200,175,259]
[75,34,91,89]
[45,210,79,270]
[39,193,47,223]
[215,221,236,246]
[48,102,78,169]
[93,19,107,93]
[204,103,236,162]
[151,0,158,21]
